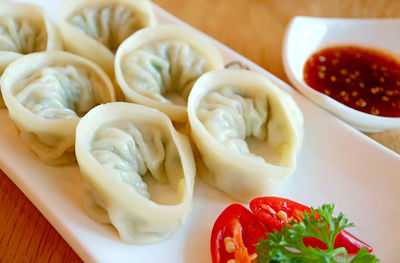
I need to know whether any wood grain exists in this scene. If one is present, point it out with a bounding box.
[1,1,399,263]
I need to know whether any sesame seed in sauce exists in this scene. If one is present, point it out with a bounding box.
[356,98,367,107]
[371,107,380,115]
[386,90,394,96]
[370,87,380,94]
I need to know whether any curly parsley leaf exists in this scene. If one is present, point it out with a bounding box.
[255,204,379,263]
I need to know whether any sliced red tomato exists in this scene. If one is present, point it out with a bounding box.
[249,196,372,253]
[211,204,267,263]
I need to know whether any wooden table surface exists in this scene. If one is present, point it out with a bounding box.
[1,0,399,262]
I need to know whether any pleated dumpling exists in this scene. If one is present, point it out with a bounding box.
[59,0,157,76]
[75,102,196,244]
[0,2,63,107]
[188,69,303,202]
[115,25,224,122]
[0,2,62,53]
[1,51,115,165]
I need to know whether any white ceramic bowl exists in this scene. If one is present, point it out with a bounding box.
[283,16,400,132]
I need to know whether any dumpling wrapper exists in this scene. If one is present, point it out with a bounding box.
[187,69,303,202]
[59,0,157,77]
[115,24,224,122]
[1,51,115,165]
[0,2,63,107]
[0,52,22,107]
[75,102,196,244]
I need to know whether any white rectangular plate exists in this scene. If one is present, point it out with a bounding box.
[1,1,400,262]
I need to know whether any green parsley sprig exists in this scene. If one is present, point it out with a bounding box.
[255,204,379,263]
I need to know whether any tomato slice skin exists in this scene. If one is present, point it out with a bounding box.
[211,204,267,263]
[249,197,372,253]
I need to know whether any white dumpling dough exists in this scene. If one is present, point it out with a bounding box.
[15,66,98,119]
[68,4,143,53]
[75,102,195,244]
[59,0,157,76]
[121,40,208,104]
[0,16,46,54]
[0,52,22,107]
[0,2,62,107]
[198,86,268,158]
[1,51,115,165]
[115,25,224,122]
[0,2,62,53]
[188,69,303,202]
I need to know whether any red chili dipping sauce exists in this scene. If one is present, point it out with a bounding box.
[303,45,400,117]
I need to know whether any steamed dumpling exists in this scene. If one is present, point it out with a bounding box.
[198,86,268,158]
[121,40,209,103]
[0,16,46,53]
[16,66,99,119]
[1,51,115,165]
[0,52,22,107]
[115,25,224,122]
[59,0,157,76]
[75,102,195,244]
[187,69,303,202]
[0,2,62,53]
[68,4,143,53]
[0,2,62,107]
